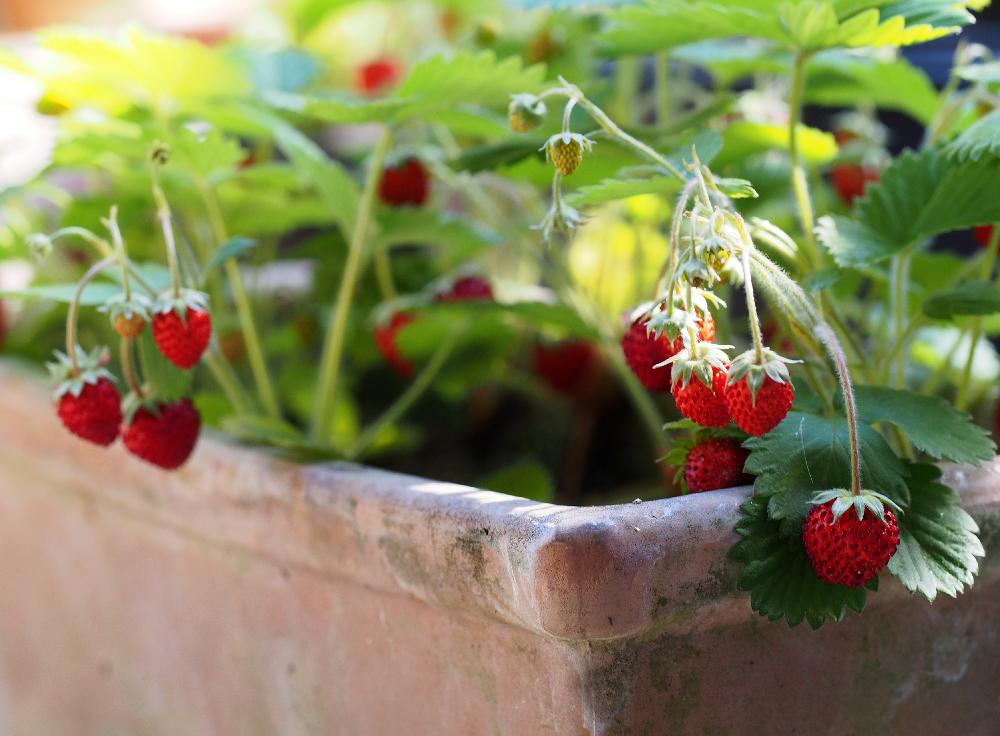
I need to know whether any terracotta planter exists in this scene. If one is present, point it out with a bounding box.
[0,364,998,735]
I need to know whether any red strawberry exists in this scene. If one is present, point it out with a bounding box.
[725,375,793,436]
[684,438,751,492]
[378,158,430,208]
[830,163,878,205]
[123,398,201,470]
[56,378,122,447]
[152,308,212,370]
[375,312,415,378]
[975,224,995,249]
[672,365,730,428]
[803,499,899,588]
[435,275,494,302]
[622,314,715,392]
[355,58,401,96]
[533,340,600,396]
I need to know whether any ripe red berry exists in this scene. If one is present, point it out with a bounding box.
[56,378,122,447]
[355,58,401,96]
[533,340,600,397]
[622,314,715,392]
[374,312,415,379]
[803,500,899,588]
[435,275,494,302]
[152,308,212,370]
[684,438,751,492]
[974,224,995,249]
[672,366,730,428]
[378,158,430,208]
[830,163,878,205]
[123,398,201,470]
[725,375,793,436]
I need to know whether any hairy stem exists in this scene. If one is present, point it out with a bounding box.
[311,125,394,443]
[150,169,181,298]
[735,217,765,363]
[104,207,131,302]
[119,336,144,398]
[815,322,862,496]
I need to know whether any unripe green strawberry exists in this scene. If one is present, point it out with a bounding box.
[544,133,593,177]
[508,94,546,133]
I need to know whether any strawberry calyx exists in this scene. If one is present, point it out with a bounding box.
[809,488,903,525]
[154,288,209,318]
[542,132,594,177]
[726,347,797,403]
[101,292,152,337]
[662,342,731,389]
[48,345,115,400]
[121,389,164,426]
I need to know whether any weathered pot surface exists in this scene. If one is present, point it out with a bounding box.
[0,365,997,735]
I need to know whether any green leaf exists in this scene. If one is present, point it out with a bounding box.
[137,329,192,402]
[262,89,410,124]
[450,138,546,174]
[946,110,1000,163]
[478,460,555,502]
[923,281,1000,321]
[397,50,546,107]
[887,463,984,601]
[719,121,838,167]
[601,0,968,56]
[373,210,500,262]
[818,148,1000,267]
[259,110,360,232]
[805,52,939,124]
[854,386,995,464]
[166,126,245,181]
[203,237,258,278]
[730,496,868,628]
[744,411,909,534]
[0,282,121,306]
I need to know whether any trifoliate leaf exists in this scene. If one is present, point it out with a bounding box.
[853,386,995,465]
[730,496,869,628]
[923,281,1000,321]
[167,126,246,181]
[744,411,909,535]
[887,462,984,601]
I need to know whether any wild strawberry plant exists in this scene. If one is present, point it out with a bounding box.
[0,0,998,626]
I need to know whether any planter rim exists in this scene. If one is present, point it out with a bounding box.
[3,363,998,642]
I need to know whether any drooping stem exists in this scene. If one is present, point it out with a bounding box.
[311,125,394,443]
[150,169,182,299]
[104,206,131,301]
[736,217,765,363]
[198,180,281,420]
[350,323,462,459]
[66,256,117,374]
[119,337,144,398]
[815,322,862,496]
[788,51,819,265]
[559,77,685,182]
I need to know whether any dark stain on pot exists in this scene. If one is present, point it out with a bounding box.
[378,534,432,589]
[575,639,640,733]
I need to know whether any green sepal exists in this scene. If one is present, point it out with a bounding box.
[809,488,902,525]
[154,288,209,316]
[726,347,798,403]
[662,342,732,388]
[100,292,153,322]
[48,346,116,400]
